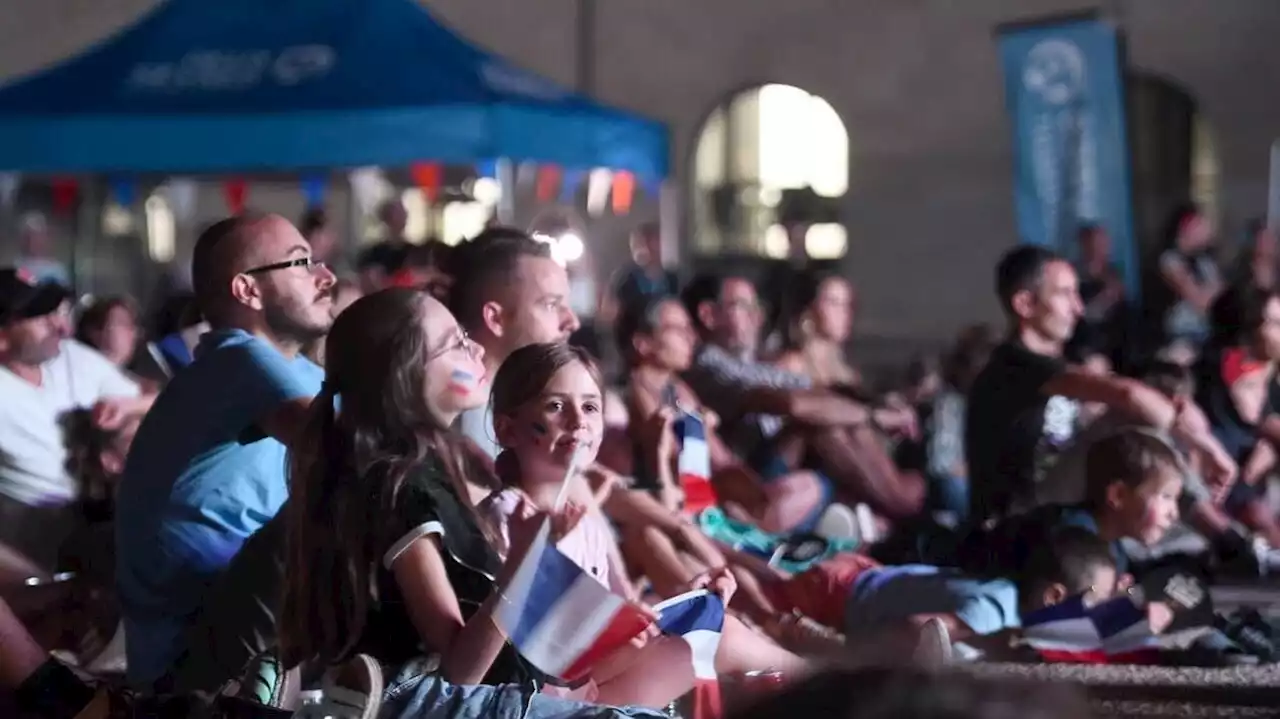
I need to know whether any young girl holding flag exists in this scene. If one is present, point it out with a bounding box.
[483,342,808,711]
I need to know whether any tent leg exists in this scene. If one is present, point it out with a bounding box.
[659,178,679,275]
[497,158,515,225]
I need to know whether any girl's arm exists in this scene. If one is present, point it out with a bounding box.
[390,536,514,686]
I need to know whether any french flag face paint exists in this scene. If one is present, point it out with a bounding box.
[447,368,479,395]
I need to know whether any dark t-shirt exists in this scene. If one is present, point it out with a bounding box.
[358,463,532,685]
[171,460,533,692]
[965,341,1078,523]
[953,502,1129,579]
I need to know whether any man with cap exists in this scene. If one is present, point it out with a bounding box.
[0,267,151,576]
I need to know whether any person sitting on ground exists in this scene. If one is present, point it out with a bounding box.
[680,273,925,522]
[965,244,1235,526]
[75,296,141,373]
[1191,285,1280,548]
[771,272,864,391]
[0,268,154,580]
[481,342,807,709]
[955,429,1184,588]
[115,213,335,688]
[612,295,838,534]
[449,226,581,465]
[279,289,664,718]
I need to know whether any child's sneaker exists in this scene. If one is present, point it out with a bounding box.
[913,617,953,670]
[1215,608,1280,663]
[293,654,382,719]
[814,503,860,542]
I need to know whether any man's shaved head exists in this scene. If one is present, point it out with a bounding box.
[193,213,275,317]
[190,212,336,348]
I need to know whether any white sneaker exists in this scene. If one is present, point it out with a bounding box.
[854,504,880,544]
[814,503,861,541]
[913,617,953,670]
[294,654,383,719]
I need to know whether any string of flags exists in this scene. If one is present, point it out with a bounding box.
[0,160,659,219]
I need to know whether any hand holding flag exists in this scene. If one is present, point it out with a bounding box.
[1022,593,1161,664]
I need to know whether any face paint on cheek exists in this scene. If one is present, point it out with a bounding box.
[447,369,478,395]
[531,422,548,437]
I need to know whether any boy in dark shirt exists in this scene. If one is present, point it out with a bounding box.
[956,428,1184,582]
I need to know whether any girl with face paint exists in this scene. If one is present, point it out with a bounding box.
[483,343,808,710]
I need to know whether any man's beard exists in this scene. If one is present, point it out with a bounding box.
[263,300,331,347]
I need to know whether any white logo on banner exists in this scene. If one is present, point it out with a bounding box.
[480,61,565,101]
[126,45,336,93]
[1023,40,1085,106]
[1022,39,1099,249]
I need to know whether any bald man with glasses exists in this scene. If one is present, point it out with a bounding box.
[115,213,336,688]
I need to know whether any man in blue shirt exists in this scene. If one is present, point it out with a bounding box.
[115,213,335,687]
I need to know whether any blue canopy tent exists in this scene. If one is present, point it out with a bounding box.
[0,0,668,181]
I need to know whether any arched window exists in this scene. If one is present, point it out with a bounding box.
[691,84,849,259]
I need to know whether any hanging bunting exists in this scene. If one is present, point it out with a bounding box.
[51,177,78,215]
[301,174,327,208]
[164,178,198,222]
[410,162,443,202]
[516,161,538,189]
[0,173,20,208]
[560,169,585,205]
[611,171,636,215]
[536,165,561,203]
[475,159,499,180]
[585,168,613,217]
[109,177,138,207]
[224,178,248,214]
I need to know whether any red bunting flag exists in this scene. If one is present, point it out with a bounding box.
[536,165,561,203]
[224,178,248,214]
[51,177,78,215]
[611,171,635,215]
[410,162,443,202]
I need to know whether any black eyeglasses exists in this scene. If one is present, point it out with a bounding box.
[241,257,327,276]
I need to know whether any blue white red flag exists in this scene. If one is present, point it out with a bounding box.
[655,590,726,719]
[1022,594,1160,664]
[677,412,717,515]
[494,522,652,682]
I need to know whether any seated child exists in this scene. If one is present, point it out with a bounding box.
[482,342,808,709]
[953,427,1185,580]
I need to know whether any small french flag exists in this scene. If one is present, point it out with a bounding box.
[677,412,718,515]
[1022,594,1160,664]
[495,522,653,682]
[655,590,726,719]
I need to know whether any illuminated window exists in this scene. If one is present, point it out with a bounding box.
[145,193,175,262]
[692,84,849,257]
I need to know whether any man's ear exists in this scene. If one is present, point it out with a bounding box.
[1104,480,1128,511]
[695,301,717,334]
[230,274,263,311]
[481,301,505,339]
[1041,582,1069,609]
[1010,288,1036,321]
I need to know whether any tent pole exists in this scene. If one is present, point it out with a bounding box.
[497,158,515,224]
[659,179,679,276]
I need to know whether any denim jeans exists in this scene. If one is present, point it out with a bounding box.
[381,661,669,719]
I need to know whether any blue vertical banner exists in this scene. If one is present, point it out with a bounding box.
[996,16,1139,295]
